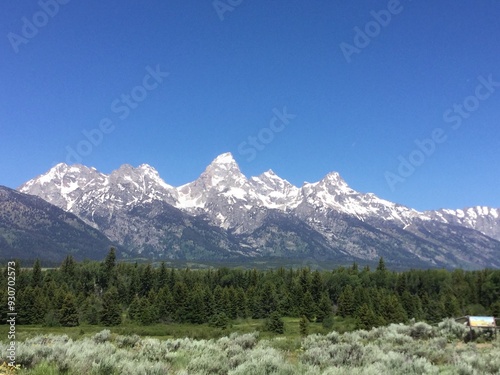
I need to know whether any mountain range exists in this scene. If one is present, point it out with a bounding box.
[8,152,500,269]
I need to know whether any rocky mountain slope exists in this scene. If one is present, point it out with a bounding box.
[17,153,500,269]
[0,186,118,262]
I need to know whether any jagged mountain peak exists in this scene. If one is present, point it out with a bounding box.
[256,169,285,182]
[319,171,352,190]
[211,152,237,165]
[112,163,155,175]
[253,170,298,193]
[202,153,242,177]
[24,163,98,187]
[198,153,247,188]
[261,169,277,177]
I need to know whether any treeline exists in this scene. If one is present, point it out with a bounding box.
[2,249,500,330]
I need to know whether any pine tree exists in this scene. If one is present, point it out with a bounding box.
[157,262,167,290]
[187,286,206,324]
[316,293,333,323]
[300,291,317,321]
[442,293,461,318]
[100,287,122,326]
[172,282,189,322]
[337,285,355,318]
[156,287,175,323]
[140,264,154,297]
[128,295,142,322]
[128,266,140,304]
[376,257,386,272]
[18,286,45,324]
[104,247,116,273]
[235,287,248,318]
[139,296,157,325]
[60,255,76,279]
[396,274,409,295]
[259,281,278,318]
[221,287,234,319]
[99,247,117,289]
[265,311,285,334]
[374,257,388,288]
[81,294,102,325]
[59,293,79,327]
[226,287,238,319]
[310,270,324,304]
[381,294,407,323]
[490,300,500,317]
[299,268,311,294]
[353,286,371,316]
[288,279,304,317]
[350,262,359,274]
[202,287,215,319]
[213,285,225,315]
[356,303,378,330]
[299,315,309,336]
[31,259,43,288]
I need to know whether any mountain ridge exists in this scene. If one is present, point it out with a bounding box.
[16,152,500,268]
[0,185,119,261]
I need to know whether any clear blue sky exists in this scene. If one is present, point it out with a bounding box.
[1,0,499,211]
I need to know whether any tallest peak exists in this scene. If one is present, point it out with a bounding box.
[211,152,237,165]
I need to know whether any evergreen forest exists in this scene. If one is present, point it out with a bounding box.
[3,249,500,331]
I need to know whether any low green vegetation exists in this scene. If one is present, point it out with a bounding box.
[2,250,500,373]
[2,319,499,374]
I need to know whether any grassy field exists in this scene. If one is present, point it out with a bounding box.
[0,316,357,343]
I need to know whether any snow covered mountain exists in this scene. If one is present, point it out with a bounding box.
[425,207,500,241]
[17,152,500,268]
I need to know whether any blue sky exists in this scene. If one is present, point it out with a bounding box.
[1,0,499,211]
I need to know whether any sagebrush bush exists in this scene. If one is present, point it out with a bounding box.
[92,329,111,343]
[438,318,467,341]
[115,333,140,348]
[186,345,230,374]
[135,338,170,362]
[409,321,435,340]
[228,347,296,375]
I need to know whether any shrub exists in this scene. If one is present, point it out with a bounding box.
[186,346,229,374]
[93,329,111,344]
[135,338,170,362]
[409,321,435,340]
[438,318,467,341]
[229,332,259,350]
[229,347,295,375]
[115,334,141,348]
